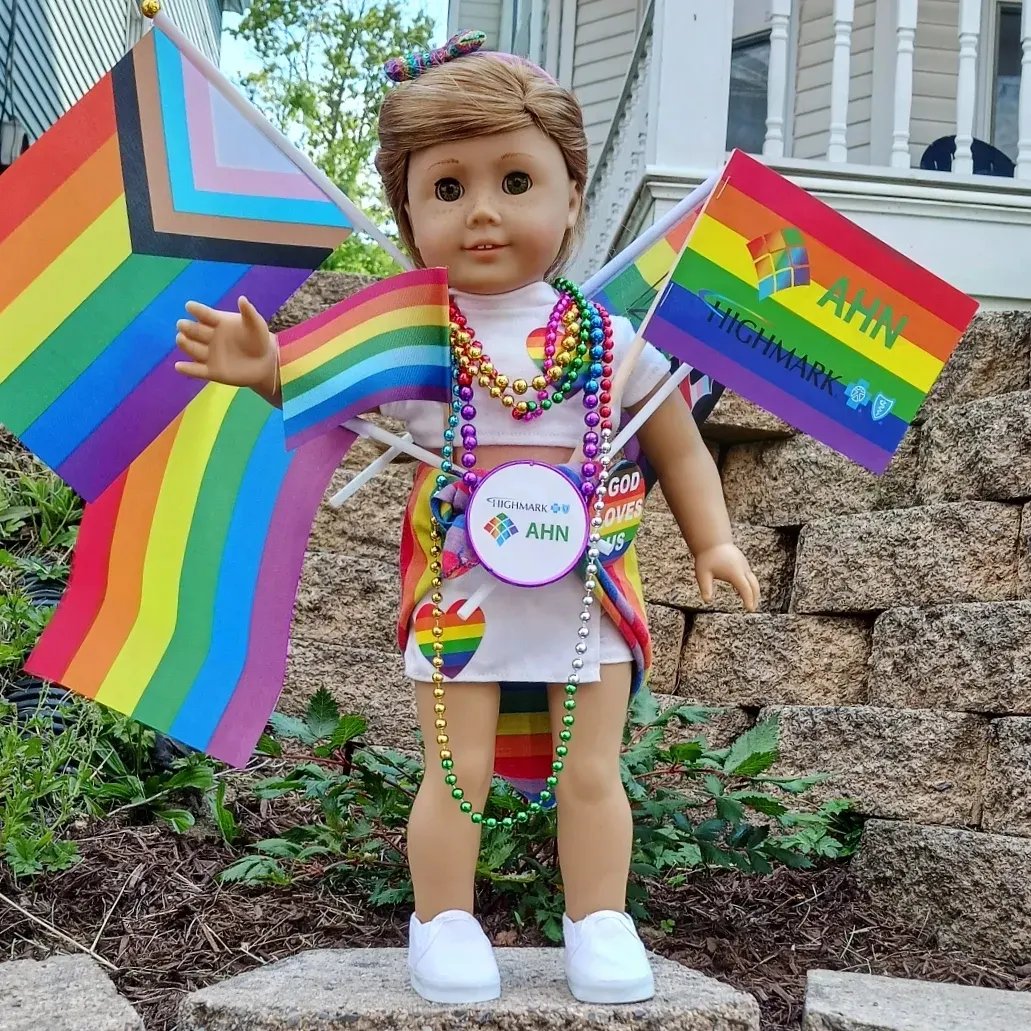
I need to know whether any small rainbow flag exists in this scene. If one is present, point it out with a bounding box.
[26,384,354,767]
[641,150,979,474]
[0,24,371,501]
[279,268,452,449]
[585,196,720,483]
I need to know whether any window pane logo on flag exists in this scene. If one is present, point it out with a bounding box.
[485,512,520,546]
[748,228,811,299]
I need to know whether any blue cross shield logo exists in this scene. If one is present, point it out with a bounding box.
[871,394,895,421]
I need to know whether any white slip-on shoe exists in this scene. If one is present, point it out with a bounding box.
[408,909,501,1004]
[562,910,656,1004]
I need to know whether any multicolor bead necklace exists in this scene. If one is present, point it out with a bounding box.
[427,280,617,829]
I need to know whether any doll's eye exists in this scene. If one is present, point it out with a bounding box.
[435,178,464,202]
[503,171,532,195]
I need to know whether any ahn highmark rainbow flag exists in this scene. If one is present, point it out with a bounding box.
[639,150,980,475]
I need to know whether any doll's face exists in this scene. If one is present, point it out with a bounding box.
[405,124,580,294]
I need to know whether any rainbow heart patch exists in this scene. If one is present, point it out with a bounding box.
[415,601,486,678]
[525,326,589,393]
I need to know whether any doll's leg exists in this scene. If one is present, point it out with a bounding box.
[406,680,503,1003]
[548,662,654,1004]
[408,679,501,919]
[547,661,633,919]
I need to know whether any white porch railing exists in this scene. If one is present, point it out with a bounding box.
[578,0,1031,279]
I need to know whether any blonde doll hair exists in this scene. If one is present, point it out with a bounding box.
[375,53,589,278]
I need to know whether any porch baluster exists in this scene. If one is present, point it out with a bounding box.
[763,0,793,158]
[891,0,919,168]
[827,0,855,161]
[1017,0,1031,178]
[954,0,983,175]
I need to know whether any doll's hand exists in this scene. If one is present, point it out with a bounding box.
[174,296,277,394]
[694,542,761,612]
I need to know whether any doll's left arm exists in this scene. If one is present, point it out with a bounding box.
[632,386,761,612]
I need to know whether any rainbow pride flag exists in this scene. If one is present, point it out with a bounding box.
[0,25,370,501]
[26,384,354,767]
[641,151,979,474]
[279,268,452,448]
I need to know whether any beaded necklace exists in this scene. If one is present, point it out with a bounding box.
[426,278,617,830]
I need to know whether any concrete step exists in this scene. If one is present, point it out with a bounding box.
[802,969,1031,1030]
[0,955,143,1031]
[178,947,761,1030]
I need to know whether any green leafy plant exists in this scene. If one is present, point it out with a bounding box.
[222,688,858,941]
[0,699,103,877]
[0,469,81,553]
[0,590,53,669]
[0,697,230,878]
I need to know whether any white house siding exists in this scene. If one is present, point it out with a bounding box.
[907,0,960,164]
[449,0,504,48]
[572,0,642,169]
[2,0,226,144]
[791,0,877,162]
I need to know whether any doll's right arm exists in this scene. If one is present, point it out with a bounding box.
[175,296,281,406]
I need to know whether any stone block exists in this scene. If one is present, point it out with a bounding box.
[721,433,919,527]
[791,503,1020,613]
[701,389,795,442]
[680,614,870,707]
[1020,503,1031,599]
[983,717,1031,837]
[852,819,1031,964]
[0,955,144,1031]
[918,310,1031,417]
[758,705,987,825]
[269,271,376,332]
[309,463,413,562]
[179,948,761,1030]
[294,553,399,652]
[919,391,1031,503]
[646,604,685,694]
[637,488,793,612]
[280,638,416,754]
[869,603,1031,713]
[802,968,1031,1031]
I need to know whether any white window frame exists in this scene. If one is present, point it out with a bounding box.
[976,0,1021,151]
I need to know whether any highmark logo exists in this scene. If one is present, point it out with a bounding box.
[697,291,842,396]
[484,512,519,547]
[747,227,811,300]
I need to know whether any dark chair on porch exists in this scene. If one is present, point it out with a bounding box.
[919,135,1015,177]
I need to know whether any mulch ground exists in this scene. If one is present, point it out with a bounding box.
[1,815,1027,1030]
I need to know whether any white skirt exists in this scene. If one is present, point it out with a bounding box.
[402,562,633,684]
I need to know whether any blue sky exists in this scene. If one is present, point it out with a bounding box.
[220,1,451,80]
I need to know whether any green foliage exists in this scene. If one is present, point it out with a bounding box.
[230,0,434,275]
[0,698,228,878]
[0,466,81,553]
[222,687,859,941]
[0,588,52,669]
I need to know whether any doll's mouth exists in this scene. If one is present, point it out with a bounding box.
[464,243,507,252]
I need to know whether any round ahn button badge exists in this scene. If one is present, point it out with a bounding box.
[466,462,589,587]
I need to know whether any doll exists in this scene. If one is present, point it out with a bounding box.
[174,31,759,1008]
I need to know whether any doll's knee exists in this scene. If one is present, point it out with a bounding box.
[555,753,623,805]
[421,747,495,802]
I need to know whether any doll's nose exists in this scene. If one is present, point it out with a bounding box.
[465,191,502,227]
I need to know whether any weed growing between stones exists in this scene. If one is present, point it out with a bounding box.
[222,687,859,941]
